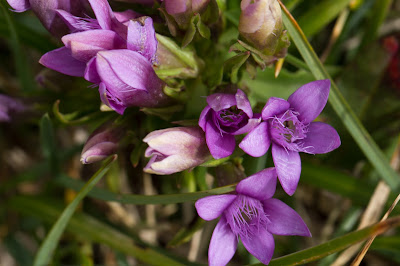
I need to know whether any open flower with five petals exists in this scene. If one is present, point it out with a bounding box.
[195,167,311,265]
[239,80,341,195]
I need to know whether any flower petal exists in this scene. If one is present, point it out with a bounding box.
[206,93,236,112]
[240,227,275,265]
[288,79,330,124]
[114,10,140,24]
[239,122,270,157]
[272,144,301,196]
[205,120,236,159]
[302,122,341,154]
[198,105,211,131]
[62,29,125,62]
[88,0,114,30]
[235,89,253,118]
[98,82,126,115]
[208,217,238,266]
[96,49,151,91]
[144,127,204,156]
[96,49,168,108]
[127,18,158,63]
[7,0,30,12]
[263,198,311,237]
[195,195,237,221]
[39,47,86,77]
[232,117,261,135]
[261,97,290,120]
[236,167,277,201]
[84,57,101,83]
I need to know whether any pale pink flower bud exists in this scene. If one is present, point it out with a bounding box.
[238,0,283,52]
[143,127,210,175]
[81,124,123,164]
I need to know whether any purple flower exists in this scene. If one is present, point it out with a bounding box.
[39,0,170,114]
[195,167,311,265]
[239,80,341,195]
[143,127,210,175]
[199,89,260,159]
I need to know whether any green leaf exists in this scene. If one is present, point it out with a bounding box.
[182,15,199,47]
[33,156,117,266]
[196,17,211,39]
[53,100,109,126]
[55,174,236,205]
[297,0,352,37]
[281,3,400,190]
[224,52,251,83]
[251,216,400,266]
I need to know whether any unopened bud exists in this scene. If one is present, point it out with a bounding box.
[80,123,124,164]
[238,0,283,53]
[143,127,210,175]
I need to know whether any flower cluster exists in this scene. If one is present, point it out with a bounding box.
[39,0,170,114]
[6,0,342,265]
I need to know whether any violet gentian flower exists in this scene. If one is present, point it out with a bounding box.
[239,80,341,195]
[143,127,210,175]
[39,0,170,114]
[199,89,260,159]
[195,167,311,265]
[81,122,124,164]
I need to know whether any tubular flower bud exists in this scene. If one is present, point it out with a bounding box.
[143,127,210,175]
[81,123,124,164]
[238,0,283,53]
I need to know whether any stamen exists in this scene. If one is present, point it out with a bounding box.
[225,195,268,238]
[270,109,310,152]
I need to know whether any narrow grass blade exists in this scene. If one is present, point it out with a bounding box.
[55,174,236,205]
[296,0,352,37]
[33,156,117,266]
[279,1,400,190]
[251,216,400,266]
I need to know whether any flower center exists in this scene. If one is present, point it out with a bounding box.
[214,106,248,134]
[225,195,268,238]
[270,110,309,152]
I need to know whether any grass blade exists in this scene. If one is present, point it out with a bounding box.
[33,156,117,266]
[279,0,400,190]
[252,216,400,266]
[55,174,236,205]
